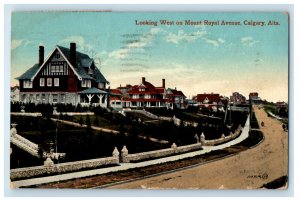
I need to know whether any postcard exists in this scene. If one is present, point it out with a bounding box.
[10,11,288,189]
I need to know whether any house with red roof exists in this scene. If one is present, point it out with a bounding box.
[193,93,224,112]
[120,77,167,108]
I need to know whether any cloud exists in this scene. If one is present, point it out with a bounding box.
[241,36,259,46]
[108,28,163,59]
[202,37,219,47]
[11,39,32,50]
[218,38,225,44]
[165,30,206,44]
[58,35,93,52]
[201,37,226,47]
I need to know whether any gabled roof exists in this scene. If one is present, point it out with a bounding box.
[195,93,220,103]
[78,87,107,94]
[16,45,108,84]
[128,81,157,94]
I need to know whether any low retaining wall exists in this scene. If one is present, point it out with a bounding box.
[11,112,42,117]
[10,137,40,158]
[121,143,202,163]
[11,112,94,117]
[123,109,198,127]
[13,134,38,150]
[10,156,119,181]
[201,125,242,146]
[53,112,95,116]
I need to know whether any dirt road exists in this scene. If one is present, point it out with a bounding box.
[108,106,288,189]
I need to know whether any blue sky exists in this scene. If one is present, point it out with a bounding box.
[11,12,288,102]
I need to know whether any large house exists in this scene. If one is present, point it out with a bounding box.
[115,77,186,109]
[230,92,246,105]
[166,88,186,109]
[16,43,109,106]
[193,93,226,112]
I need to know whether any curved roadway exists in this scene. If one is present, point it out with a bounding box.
[108,106,288,189]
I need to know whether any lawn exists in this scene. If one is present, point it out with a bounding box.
[10,115,169,169]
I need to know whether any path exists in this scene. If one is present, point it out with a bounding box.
[108,106,288,189]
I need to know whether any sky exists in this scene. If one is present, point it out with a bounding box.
[11,12,289,102]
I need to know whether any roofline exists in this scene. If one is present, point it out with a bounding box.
[31,46,82,81]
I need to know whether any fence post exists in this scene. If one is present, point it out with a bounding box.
[44,157,54,173]
[200,132,206,145]
[11,123,17,137]
[112,147,120,164]
[121,145,129,163]
[171,142,177,153]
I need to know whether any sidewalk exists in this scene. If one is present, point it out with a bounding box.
[11,116,250,188]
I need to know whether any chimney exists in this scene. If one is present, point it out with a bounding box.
[162,79,165,88]
[142,77,146,84]
[39,46,44,66]
[70,43,76,67]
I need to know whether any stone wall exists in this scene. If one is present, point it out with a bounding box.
[201,125,242,146]
[10,156,119,181]
[11,112,42,117]
[121,142,202,163]
[13,134,39,150]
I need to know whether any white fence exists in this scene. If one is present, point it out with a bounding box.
[120,142,202,163]
[201,125,242,146]
[10,156,119,181]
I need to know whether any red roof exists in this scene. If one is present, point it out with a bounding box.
[127,80,162,95]
[155,87,165,94]
[122,98,163,102]
[110,89,122,95]
[195,93,220,103]
[172,90,185,97]
[110,96,121,101]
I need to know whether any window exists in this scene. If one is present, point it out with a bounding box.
[36,94,40,101]
[29,94,33,102]
[40,78,45,87]
[60,94,65,103]
[42,94,46,102]
[132,94,139,99]
[53,94,58,103]
[82,80,91,88]
[98,83,105,89]
[54,78,59,87]
[55,53,60,59]
[47,78,52,86]
[23,80,33,88]
[59,65,64,73]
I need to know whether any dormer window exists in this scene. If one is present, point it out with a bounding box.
[88,68,93,74]
[139,88,145,91]
[82,79,91,88]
